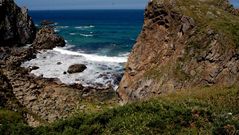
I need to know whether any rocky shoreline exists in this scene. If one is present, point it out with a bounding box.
[0,0,119,127]
[0,39,119,127]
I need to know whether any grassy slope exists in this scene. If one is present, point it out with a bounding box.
[164,0,239,47]
[1,86,238,135]
[178,0,239,47]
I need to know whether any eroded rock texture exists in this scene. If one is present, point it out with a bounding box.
[118,0,239,102]
[0,0,36,46]
[32,26,65,50]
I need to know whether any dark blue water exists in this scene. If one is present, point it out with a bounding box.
[29,10,144,56]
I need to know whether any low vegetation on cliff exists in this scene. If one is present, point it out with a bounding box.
[1,86,238,134]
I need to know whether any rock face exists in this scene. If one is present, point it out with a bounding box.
[0,47,118,127]
[0,0,36,46]
[32,26,65,50]
[0,47,36,69]
[118,0,239,102]
[0,71,15,108]
[0,70,24,114]
[67,64,87,74]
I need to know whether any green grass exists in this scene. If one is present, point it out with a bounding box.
[176,0,239,48]
[0,109,32,135]
[0,86,238,135]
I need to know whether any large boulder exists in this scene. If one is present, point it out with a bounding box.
[32,26,65,50]
[67,64,87,74]
[0,0,36,46]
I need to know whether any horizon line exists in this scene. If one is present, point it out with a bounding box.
[28,8,146,11]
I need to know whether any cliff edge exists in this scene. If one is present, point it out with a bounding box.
[119,0,239,102]
[0,0,36,46]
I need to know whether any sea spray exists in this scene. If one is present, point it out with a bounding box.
[22,47,125,89]
[53,47,128,63]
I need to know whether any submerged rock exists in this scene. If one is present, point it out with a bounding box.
[67,64,87,74]
[32,26,65,50]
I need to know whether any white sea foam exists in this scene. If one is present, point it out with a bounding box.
[69,33,76,35]
[54,29,60,32]
[21,47,126,89]
[53,47,127,63]
[119,52,130,57]
[75,25,95,29]
[57,26,69,29]
[79,34,94,37]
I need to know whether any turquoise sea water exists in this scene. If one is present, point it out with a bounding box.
[23,10,144,89]
[29,10,144,56]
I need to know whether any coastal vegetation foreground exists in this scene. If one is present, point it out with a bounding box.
[1,86,239,134]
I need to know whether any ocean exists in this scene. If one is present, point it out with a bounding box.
[22,10,144,89]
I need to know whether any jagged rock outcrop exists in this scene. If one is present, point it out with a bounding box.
[0,0,36,46]
[32,26,65,50]
[118,0,239,102]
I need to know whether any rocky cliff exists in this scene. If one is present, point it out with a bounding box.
[118,0,239,102]
[32,26,65,50]
[0,0,36,46]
